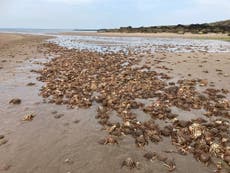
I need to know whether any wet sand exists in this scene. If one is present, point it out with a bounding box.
[0,33,229,173]
[61,32,230,40]
[0,33,51,81]
[146,52,230,89]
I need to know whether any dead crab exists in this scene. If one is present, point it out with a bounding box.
[135,135,148,147]
[121,157,140,169]
[144,151,157,161]
[209,143,224,157]
[98,136,118,145]
[163,158,176,172]
[9,98,21,105]
[189,123,204,139]
[22,113,35,121]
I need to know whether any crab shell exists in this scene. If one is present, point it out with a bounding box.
[22,114,35,121]
[122,157,140,169]
[189,123,204,139]
[105,136,118,144]
[144,152,157,161]
[209,143,224,157]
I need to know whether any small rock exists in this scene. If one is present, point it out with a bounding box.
[144,152,157,161]
[0,135,4,140]
[169,82,175,86]
[73,120,80,124]
[224,155,230,165]
[9,98,21,105]
[0,163,11,171]
[199,79,208,87]
[90,83,97,90]
[51,111,58,114]
[27,82,36,86]
[157,154,168,162]
[63,123,69,126]
[0,139,8,146]
[33,102,41,105]
[64,158,74,165]
[54,114,64,119]
[199,153,211,163]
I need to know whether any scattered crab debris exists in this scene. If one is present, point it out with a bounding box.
[35,43,230,172]
[121,157,140,169]
[98,136,118,145]
[162,158,176,172]
[22,113,35,121]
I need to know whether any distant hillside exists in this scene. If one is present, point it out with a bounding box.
[209,20,230,27]
[99,20,230,34]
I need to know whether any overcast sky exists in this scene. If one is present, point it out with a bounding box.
[0,0,229,29]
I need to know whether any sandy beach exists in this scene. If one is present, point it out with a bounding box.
[0,33,229,173]
[0,33,51,80]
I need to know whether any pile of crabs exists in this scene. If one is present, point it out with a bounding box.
[37,43,230,172]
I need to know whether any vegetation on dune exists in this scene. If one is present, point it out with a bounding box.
[98,20,230,34]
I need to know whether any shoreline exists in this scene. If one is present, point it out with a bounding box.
[1,31,229,41]
[60,32,230,41]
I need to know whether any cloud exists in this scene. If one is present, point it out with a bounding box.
[194,0,230,9]
[195,0,229,5]
[0,0,14,14]
[0,0,229,28]
[46,0,99,4]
